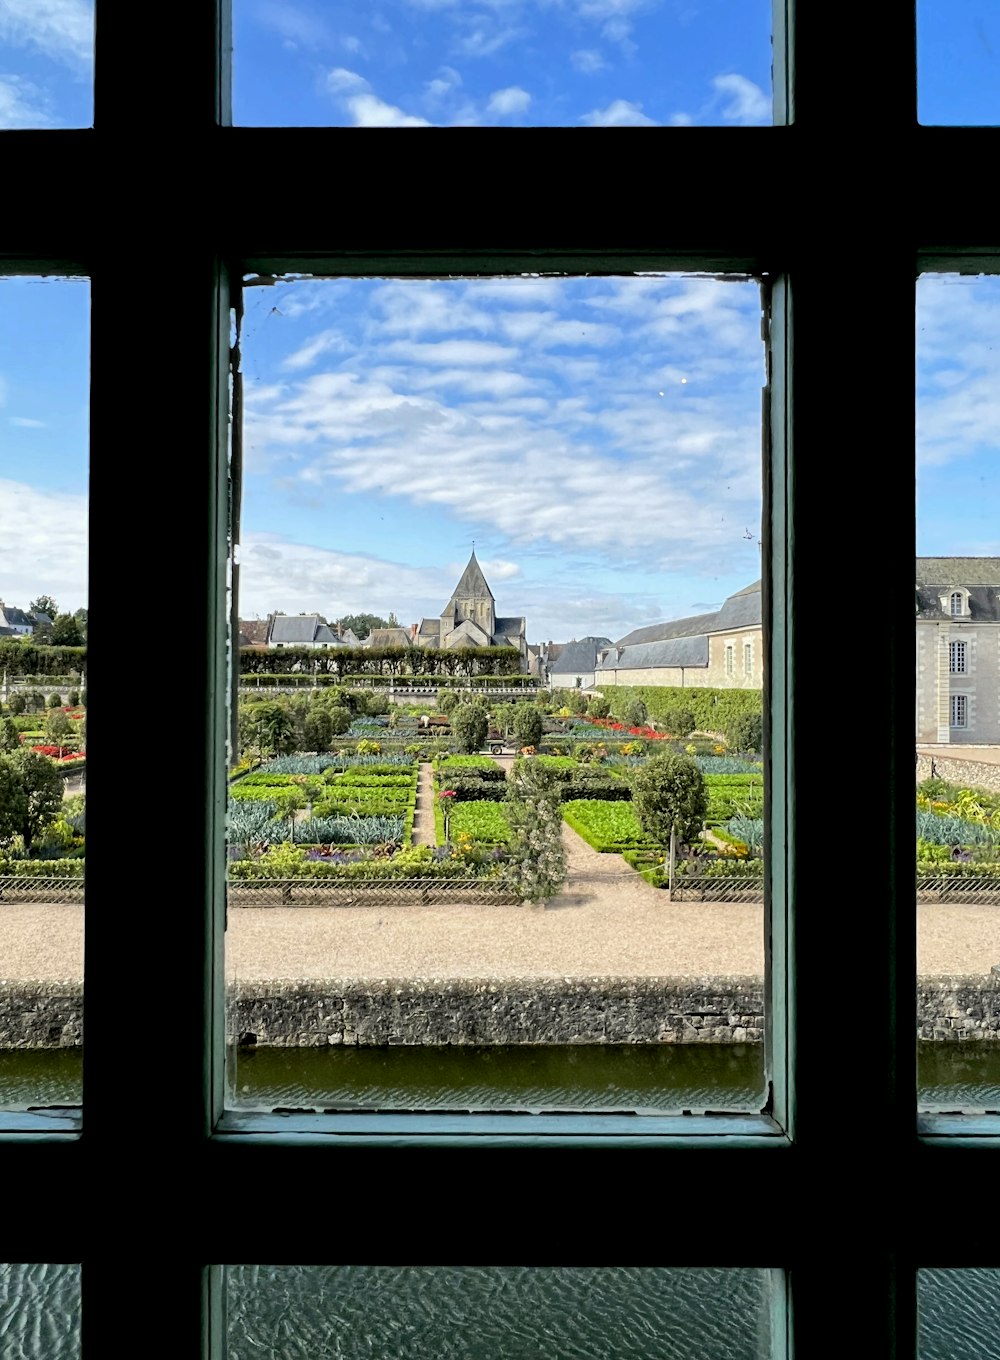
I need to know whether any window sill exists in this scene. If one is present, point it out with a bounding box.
[212,1109,789,1145]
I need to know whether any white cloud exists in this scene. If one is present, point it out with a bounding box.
[326,67,370,95]
[280,330,348,372]
[0,0,93,67]
[711,73,770,126]
[477,558,521,581]
[672,73,770,128]
[425,66,462,101]
[9,416,47,428]
[326,69,431,127]
[570,49,606,73]
[382,338,520,366]
[0,480,88,610]
[486,85,530,116]
[253,1,330,49]
[454,24,525,58]
[580,99,657,127]
[0,76,55,129]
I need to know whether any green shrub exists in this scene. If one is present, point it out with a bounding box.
[658,705,696,739]
[451,701,489,754]
[726,711,763,754]
[622,698,648,728]
[587,695,611,719]
[512,703,543,749]
[7,693,26,715]
[630,752,708,847]
[47,692,63,708]
[438,689,458,714]
[363,692,390,717]
[67,689,80,706]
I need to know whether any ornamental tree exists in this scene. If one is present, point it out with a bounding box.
[505,758,567,902]
[630,751,708,849]
[0,748,64,852]
[512,703,543,749]
[451,701,489,754]
[0,717,20,753]
[622,697,648,728]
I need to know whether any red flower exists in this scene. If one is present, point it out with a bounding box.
[438,789,456,799]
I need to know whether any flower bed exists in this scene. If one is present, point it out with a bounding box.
[561,799,654,852]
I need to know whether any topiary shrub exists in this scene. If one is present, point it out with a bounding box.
[438,690,458,714]
[47,693,63,708]
[587,694,611,719]
[659,705,696,739]
[67,689,80,706]
[363,692,390,717]
[451,701,489,754]
[8,693,26,715]
[512,703,543,749]
[726,710,763,754]
[630,751,708,849]
[622,698,648,728]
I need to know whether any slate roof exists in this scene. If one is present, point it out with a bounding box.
[0,606,34,629]
[597,635,710,671]
[366,627,414,648]
[238,619,270,646]
[615,580,762,647]
[714,581,762,631]
[446,551,494,606]
[616,611,718,648]
[0,626,19,637]
[549,637,613,675]
[269,614,326,645]
[915,558,1000,622]
[494,616,525,636]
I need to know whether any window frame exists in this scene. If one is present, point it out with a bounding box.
[1,1,996,1356]
[949,692,969,728]
[948,639,967,674]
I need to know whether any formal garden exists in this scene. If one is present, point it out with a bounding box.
[1,676,999,905]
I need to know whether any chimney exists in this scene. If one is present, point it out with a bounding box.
[411,622,419,641]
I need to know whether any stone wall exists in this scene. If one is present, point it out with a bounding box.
[1,973,997,1048]
[917,970,1000,1041]
[0,981,83,1048]
[916,752,1000,794]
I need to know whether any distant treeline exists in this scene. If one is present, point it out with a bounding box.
[0,641,86,677]
[239,645,525,678]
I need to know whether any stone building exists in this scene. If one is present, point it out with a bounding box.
[415,552,528,670]
[595,581,763,690]
[916,557,1000,745]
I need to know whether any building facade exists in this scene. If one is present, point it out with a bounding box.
[595,581,763,690]
[915,557,1000,745]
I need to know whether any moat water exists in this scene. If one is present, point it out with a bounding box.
[2,1043,999,1113]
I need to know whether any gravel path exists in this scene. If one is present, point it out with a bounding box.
[3,825,997,983]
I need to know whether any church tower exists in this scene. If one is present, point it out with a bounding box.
[441,551,496,640]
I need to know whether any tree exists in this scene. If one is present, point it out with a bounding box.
[437,690,458,714]
[8,692,26,715]
[51,614,85,646]
[512,703,543,749]
[726,710,763,754]
[660,705,696,739]
[242,701,297,760]
[335,613,387,641]
[622,697,648,728]
[0,717,20,753]
[29,595,59,621]
[630,752,708,849]
[73,606,88,638]
[0,749,64,852]
[302,708,334,753]
[587,694,611,719]
[505,758,567,902]
[45,708,73,757]
[451,700,488,754]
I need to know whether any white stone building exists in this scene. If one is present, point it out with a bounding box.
[915,557,1000,745]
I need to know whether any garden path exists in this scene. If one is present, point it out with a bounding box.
[410,761,436,847]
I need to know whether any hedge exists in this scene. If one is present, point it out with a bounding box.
[604,685,762,733]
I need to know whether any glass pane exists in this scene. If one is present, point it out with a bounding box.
[916,274,1000,1114]
[918,1,1000,125]
[225,271,767,1116]
[919,1269,1000,1358]
[0,277,88,1114]
[0,3,94,128]
[0,1264,81,1359]
[226,1266,774,1359]
[233,0,772,127]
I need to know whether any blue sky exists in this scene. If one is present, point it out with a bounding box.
[1,8,997,641]
[2,2,999,129]
[4,272,998,644]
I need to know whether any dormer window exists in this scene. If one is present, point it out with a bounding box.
[950,591,964,616]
